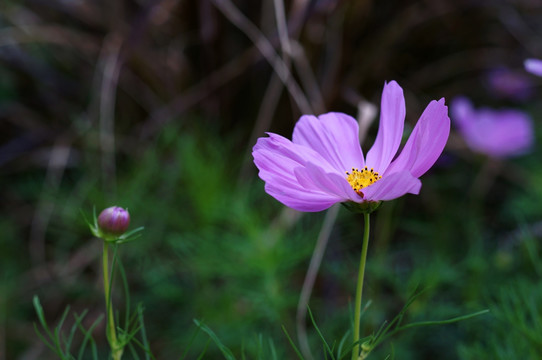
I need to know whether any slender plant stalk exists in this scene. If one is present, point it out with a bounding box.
[352,213,370,360]
[103,242,123,360]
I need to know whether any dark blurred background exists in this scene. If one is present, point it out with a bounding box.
[3,0,542,359]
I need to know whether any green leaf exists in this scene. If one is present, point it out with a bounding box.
[76,312,103,360]
[307,307,335,360]
[179,324,202,360]
[281,325,304,360]
[193,319,236,360]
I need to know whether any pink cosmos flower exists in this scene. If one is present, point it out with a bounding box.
[451,97,534,158]
[252,81,450,212]
[525,58,542,77]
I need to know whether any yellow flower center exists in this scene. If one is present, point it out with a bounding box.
[345,166,382,197]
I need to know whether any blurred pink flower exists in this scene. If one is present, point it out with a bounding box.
[252,81,450,212]
[451,97,534,158]
[525,58,542,77]
[485,67,533,101]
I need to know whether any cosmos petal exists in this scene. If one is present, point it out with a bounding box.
[450,97,534,158]
[253,134,343,211]
[386,98,450,178]
[265,183,340,212]
[254,133,336,173]
[525,58,542,77]
[257,161,342,211]
[450,96,474,130]
[292,112,364,173]
[472,110,534,156]
[295,162,360,202]
[362,171,421,201]
[366,81,406,172]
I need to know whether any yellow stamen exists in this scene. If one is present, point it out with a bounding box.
[345,166,382,197]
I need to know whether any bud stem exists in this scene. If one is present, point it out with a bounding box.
[103,242,123,360]
[352,213,371,360]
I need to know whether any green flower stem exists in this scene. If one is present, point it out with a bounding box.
[352,213,370,360]
[103,242,123,360]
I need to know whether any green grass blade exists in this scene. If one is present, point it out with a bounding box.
[378,309,490,345]
[138,305,152,360]
[336,330,351,360]
[268,337,278,360]
[196,339,211,360]
[193,319,236,360]
[179,324,202,360]
[281,325,304,360]
[307,307,335,360]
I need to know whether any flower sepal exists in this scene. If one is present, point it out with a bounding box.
[99,226,145,244]
[342,200,382,214]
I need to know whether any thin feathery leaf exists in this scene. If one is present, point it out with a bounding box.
[138,305,153,360]
[54,305,71,355]
[33,296,69,358]
[368,287,426,351]
[307,307,335,360]
[33,323,58,354]
[64,309,87,355]
[268,338,278,360]
[130,337,158,360]
[194,319,236,360]
[127,342,142,360]
[377,309,490,346]
[179,325,202,360]
[336,330,351,360]
[114,251,131,332]
[281,325,304,360]
[90,338,99,360]
[33,296,54,340]
[76,312,103,360]
[120,226,145,239]
[196,339,211,360]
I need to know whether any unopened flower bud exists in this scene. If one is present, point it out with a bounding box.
[98,206,130,237]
